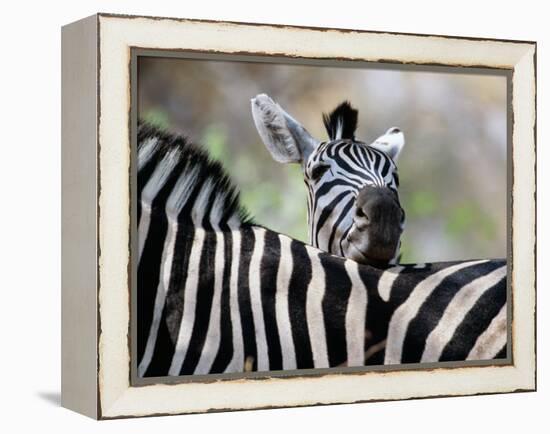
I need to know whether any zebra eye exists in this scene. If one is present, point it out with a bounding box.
[310,164,330,181]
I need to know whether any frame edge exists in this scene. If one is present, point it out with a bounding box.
[61,13,100,420]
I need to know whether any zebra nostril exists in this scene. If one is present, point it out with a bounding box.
[356,207,369,222]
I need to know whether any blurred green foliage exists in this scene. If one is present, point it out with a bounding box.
[406,191,438,218]
[202,124,228,161]
[446,203,497,241]
[142,108,171,130]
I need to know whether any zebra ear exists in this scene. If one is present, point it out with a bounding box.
[370,127,405,161]
[251,94,319,164]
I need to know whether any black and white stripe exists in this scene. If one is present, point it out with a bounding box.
[304,139,402,256]
[374,260,507,364]
[137,123,507,377]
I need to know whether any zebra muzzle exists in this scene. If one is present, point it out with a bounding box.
[344,186,403,265]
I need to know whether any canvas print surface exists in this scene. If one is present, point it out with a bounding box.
[135,55,508,379]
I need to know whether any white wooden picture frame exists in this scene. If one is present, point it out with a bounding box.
[61,13,536,419]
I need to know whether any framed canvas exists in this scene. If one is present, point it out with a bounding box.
[61,13,536,419]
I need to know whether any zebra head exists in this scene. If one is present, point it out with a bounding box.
[251,94,405,266]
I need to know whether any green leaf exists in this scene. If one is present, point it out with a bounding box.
[141,108,171,130]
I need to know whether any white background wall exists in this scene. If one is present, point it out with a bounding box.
[1,0,546,431]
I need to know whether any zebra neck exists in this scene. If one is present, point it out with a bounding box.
[137,122,252,232]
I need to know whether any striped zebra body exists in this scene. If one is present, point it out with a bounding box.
[137,123,507,378]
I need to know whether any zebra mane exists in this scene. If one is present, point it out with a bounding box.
[138,121,252,229]
[322,101,358,140]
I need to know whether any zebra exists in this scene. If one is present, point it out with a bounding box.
[136,121,507,378]
[251,94,405,266]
